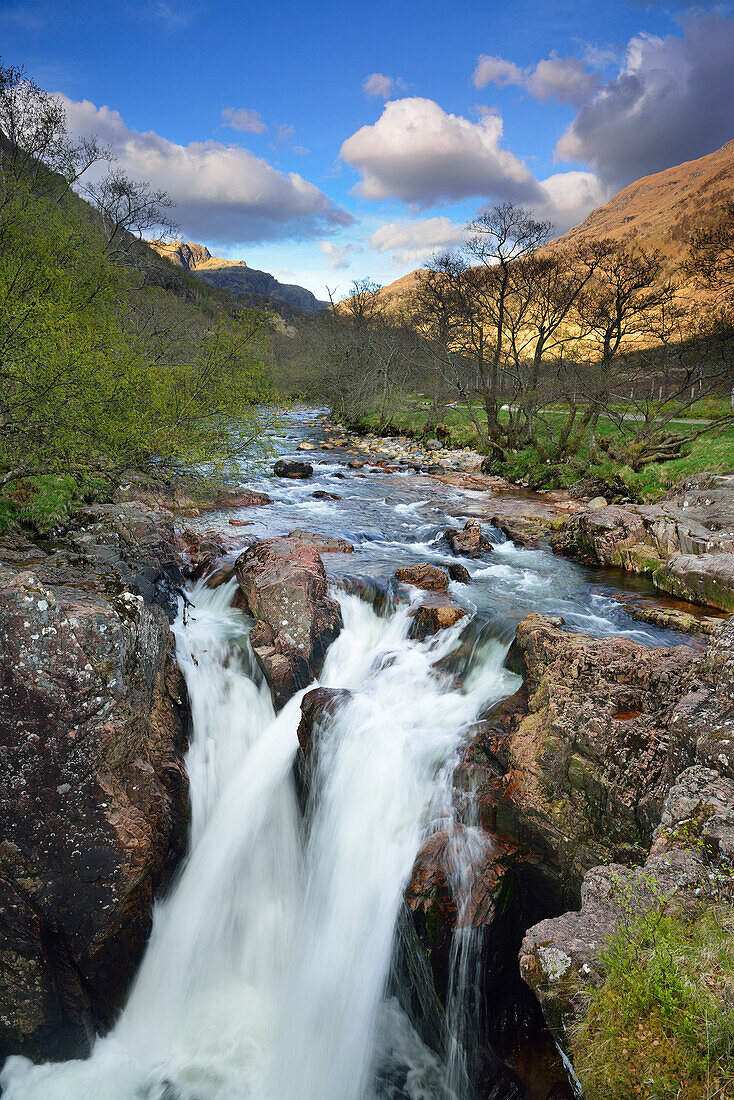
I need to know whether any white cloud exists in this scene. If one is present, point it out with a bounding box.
[556,13,734,187]
[369,217,465,266]
[472,55,524,89]
[318,241,357,270]
[221,106,267,134]
[535,171,611,233]
[61,96,352,244]
[340,97,541,207]
[363,73,397,98]
[473,51,598,106]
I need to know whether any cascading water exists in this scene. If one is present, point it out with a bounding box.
[1,579,518,1100]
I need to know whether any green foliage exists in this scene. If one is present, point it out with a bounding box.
[0,61,282,533]
[571,893,734,1100]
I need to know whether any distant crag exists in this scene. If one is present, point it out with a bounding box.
[153,240,328,313]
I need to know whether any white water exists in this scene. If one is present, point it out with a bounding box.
[2,580,519,1100]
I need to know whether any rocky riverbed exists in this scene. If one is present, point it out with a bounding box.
[1,408,732,1100]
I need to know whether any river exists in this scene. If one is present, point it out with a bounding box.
[1,409,694,1100]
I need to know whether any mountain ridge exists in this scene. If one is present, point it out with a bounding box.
[152,240,328,313]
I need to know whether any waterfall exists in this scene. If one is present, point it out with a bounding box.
[1,582,519,1100]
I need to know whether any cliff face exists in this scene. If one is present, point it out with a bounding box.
[153,240,328,313]
[0,504,190,1062]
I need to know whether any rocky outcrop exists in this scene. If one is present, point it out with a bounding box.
[667,616,734,779]
[654,552,734,611]
[519,764,734,1044]
[555,476,734,610]
[488,615,698,904]
[444,518,493,558]
[0,503,189,1063]
[235,536,342,709]
[296,686,351,759]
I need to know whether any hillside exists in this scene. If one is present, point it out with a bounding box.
[374,138,734,304]
[152,240,328,313]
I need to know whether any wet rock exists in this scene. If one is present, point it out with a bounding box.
[394,563,450,591]
[621,600,724,636]
[273,459,313,480]
[296,441,317,451]
[235,536,342,709]
[446,562,471,584]
[0,507,189,1062]
[654,552,734,612]
[178,528,228,580]
[348,460,365,469]
[444,519,493,559]
[311,490,341,501]
[406,828,515,996]
[409,599,467,641]
[297,687,352,759]
[286,529,354,554]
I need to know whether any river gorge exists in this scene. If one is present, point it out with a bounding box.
[1,409,731,1100]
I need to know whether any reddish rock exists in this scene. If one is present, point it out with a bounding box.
[395,562,450,591]
[287,529,354,553]
[409,600,467,641]
[444,518,493,558]
[235,536,342,709]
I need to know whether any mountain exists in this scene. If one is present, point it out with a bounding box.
[374,138,734,304]
[551,138,734,263]
[152,241,328,313]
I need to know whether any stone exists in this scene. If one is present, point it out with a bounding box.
[273,459,313,480]
[296,441,317,451]
[587,496,608,510]
[444,519,493,559]
[235,536,342,709]
[286,529,354,554]
[409,600,467,641]
[395,563,450,591]
[348,460,365,469]
[446,562,471,584]
[425,439,443,451]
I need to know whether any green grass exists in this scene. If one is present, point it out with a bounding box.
[570,898,734,1100]
[0,474,111,536]
[357,399,734,502]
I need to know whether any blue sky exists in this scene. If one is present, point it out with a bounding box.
[2,0,734,296]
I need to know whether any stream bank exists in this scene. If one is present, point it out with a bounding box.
[1,407,732,1099]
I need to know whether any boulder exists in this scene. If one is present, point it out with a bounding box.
[286,529,354,554]
[273,459,313,479]
[587,496,608,510]
[446,562,471,584]
[654,552,734,612]
[395,563,450,591]
[444,519,493,558]
[0,505,189,1062]
[409,600,467,641]
[235,536,342,709]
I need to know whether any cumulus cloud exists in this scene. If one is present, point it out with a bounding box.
[61,96,352,244]
[319,241,357,270]
[340,97,541,207]
[221,106,266,134]
[556,13,734,187]
[363,73,399,98]
[370,217,465,266]
[534,171,611,232]
[473,51,599,105]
